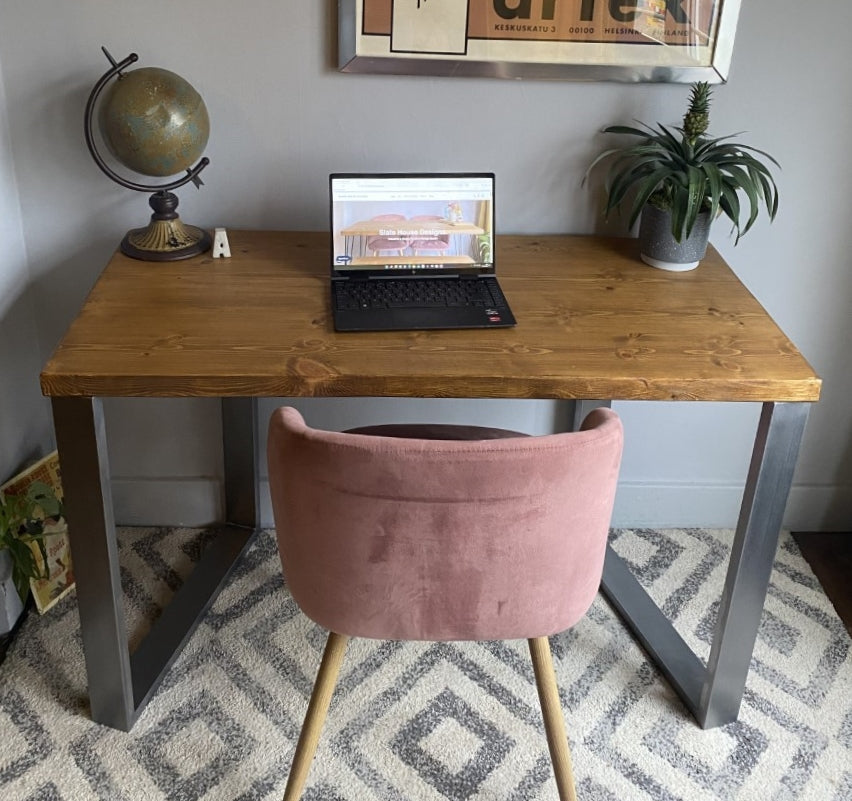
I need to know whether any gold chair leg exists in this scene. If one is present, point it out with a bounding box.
[283,631,349,801]
[528,636,579,801]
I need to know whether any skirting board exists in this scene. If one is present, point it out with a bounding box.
[110,478,852,533]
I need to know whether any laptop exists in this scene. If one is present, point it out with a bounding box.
[329,172,516,332]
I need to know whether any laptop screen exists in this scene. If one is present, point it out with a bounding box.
[330,173,495,278]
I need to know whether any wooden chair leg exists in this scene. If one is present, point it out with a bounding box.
[283,631,349,801]
[528,636,579,801]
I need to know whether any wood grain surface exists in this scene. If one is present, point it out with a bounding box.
[40,231,821,402]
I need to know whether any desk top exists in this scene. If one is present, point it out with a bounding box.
[340,220,484,236]
[40,230,821,402]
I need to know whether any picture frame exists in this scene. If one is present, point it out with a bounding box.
[339,0,742,83]
[0,451,74,615]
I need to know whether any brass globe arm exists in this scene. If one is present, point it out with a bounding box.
[84,50,209,194]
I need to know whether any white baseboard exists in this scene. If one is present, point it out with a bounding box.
[112,478,852,533]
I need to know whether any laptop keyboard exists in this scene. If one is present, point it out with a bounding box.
[334,278,508,311]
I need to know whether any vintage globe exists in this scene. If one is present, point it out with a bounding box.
[97,67,209,178]
[85,50,212,260]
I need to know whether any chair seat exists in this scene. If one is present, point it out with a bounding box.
[345,423,527,440]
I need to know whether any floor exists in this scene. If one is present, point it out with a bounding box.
[793,531,852,636]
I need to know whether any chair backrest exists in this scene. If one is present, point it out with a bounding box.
[267,407,623,642]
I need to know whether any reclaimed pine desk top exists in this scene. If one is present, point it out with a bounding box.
[340,219,484,236]
[40,230,821,403]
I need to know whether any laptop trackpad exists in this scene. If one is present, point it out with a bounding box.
[395,308,457,328]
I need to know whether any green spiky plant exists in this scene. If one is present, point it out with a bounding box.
[0,481,62,602]
[585,82,780,244]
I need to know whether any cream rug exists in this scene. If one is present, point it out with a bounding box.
[1,528,850,800]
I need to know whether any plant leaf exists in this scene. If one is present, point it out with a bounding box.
[626,166,677,228]
[702,162,724,221]
[683,165,707,238]
[719,184,742,241]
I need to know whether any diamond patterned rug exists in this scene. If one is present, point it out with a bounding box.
[1,528,850,800]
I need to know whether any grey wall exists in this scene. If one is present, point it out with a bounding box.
[0,54,53,485]
[1,1,850,530]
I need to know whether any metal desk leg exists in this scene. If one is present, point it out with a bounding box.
[573,399,611,429]
[52,397,134,730]
[128,398,260,714]
[52,396,261,730]
[579,400,810,728]
[698,401,810,727]
[222,397,260,530]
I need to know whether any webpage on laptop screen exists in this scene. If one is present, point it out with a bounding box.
[331,175,494,274]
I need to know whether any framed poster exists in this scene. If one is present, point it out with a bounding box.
[339,0,742,83]
[0,451,74,615]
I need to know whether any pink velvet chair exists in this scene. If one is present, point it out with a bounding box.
[408,213,451,255]
[267,406,623,801]
[365,213,410,256]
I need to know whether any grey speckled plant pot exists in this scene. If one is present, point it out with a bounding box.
[638,204,712,271]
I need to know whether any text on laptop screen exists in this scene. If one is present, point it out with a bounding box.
[330,174,494,276]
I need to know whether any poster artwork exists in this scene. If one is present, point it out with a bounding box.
[391,0,470,53]
[0,452,75,614]
[366,0,717,53]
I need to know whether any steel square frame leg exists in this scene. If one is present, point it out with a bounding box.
[574,399,811,729]
[51,396,260,731]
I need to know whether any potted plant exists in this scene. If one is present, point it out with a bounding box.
[0,481,62,634]
[584,82,780,270]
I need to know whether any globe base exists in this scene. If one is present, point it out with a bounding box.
[121,220,211,261]
[120,191,211,261]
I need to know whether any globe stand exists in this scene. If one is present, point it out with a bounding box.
[121,191,212,261]
[85,49,213,263]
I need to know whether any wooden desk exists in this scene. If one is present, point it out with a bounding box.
[340,219,484,236]
[339,219,485,260]
[349,255,475,266]
[41,231,820,731]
